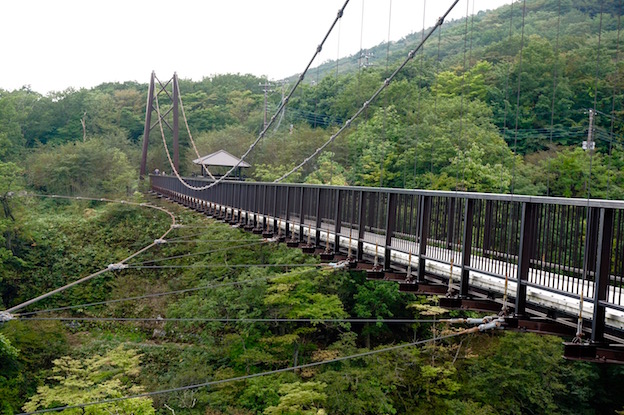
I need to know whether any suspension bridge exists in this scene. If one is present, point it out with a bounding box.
[138,0,624,362]
[3,0,624,412]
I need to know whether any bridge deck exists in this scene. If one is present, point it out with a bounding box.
[150,176,624,343]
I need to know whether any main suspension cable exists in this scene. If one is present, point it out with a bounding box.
[274,0,461,183]
[179,92,216,180]
[159,0,352,192]
[546,0,562,196]
[607,0,622,198]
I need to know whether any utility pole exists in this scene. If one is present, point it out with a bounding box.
[260,80,274,130]
[360,51,374,68]
[583,109,596,151]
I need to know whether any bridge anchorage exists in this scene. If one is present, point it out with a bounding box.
[151,176,624,363]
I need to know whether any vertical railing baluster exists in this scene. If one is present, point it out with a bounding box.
[460,198,474,297]
[515,202,538,317]
[315,188,322,246]
[417,195,431,282]
[357,191,366,261]
[384,193,398,270]
[334,189,342,254]
[285,186,291,237]
[298,186,305,242]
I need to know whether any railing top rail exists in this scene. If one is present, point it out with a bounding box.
[150,174,624,210]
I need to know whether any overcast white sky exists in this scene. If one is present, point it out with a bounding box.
[1,0,511,95]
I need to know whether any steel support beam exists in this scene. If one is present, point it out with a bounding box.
[515,202,538,317]
[172,73,179,173]
[417,195,431,282]
[334,189,342,254]
[384,193,398,270]
[592,208,614,343]
[460,198,474,297]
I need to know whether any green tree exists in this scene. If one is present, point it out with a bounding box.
[459,333,597,415]
[353,281,402,348]
[23,346,155,414]
[304,152,348,185]
[432,61,492,102]
[26,137,136,197]
[264,381,327,415]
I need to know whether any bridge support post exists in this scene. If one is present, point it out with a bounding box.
[285,187,291,236]
[515,202,538,317]
[417,195,431,282]
[334,189,342,254]
[591,208,614,344]
[172,74,179,173]
[273,185,279,232]
[460,198,474,297]
[238,184,244,223]
[315,188,322,247]
[262,185,268,230]
[587,207,601,275]
[384,193,398,270]
[447,198,456,249]
[253,186,260,229]
[483,200,493,256]
[357,191,366,261]
[140,72,155,178]
[298,187,305,243]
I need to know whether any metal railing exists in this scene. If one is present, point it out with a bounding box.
[151,174,624,342]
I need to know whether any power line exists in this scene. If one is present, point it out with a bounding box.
[17,329,475,415]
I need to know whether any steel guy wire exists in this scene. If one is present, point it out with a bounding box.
[16,329,475,415]
[4,194,177,315]
[15,275,287,317]
[127,240,269,266]
[156,239,270,244]
[163,231,221,241]
[22,317,444,324]
[126,263,323,270]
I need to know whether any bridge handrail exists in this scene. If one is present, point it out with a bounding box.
[150,174,624,343]
[150,174,624,209]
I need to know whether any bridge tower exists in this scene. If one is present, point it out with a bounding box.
[140,71,180,178]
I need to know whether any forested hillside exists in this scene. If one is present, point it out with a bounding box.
[0,0,621,198]
[2,197,624,414]
[1,0,624,413]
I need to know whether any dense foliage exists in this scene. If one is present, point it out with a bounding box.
[1,0,624,413]
[0,0,621,198]
[1,198,624,414]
